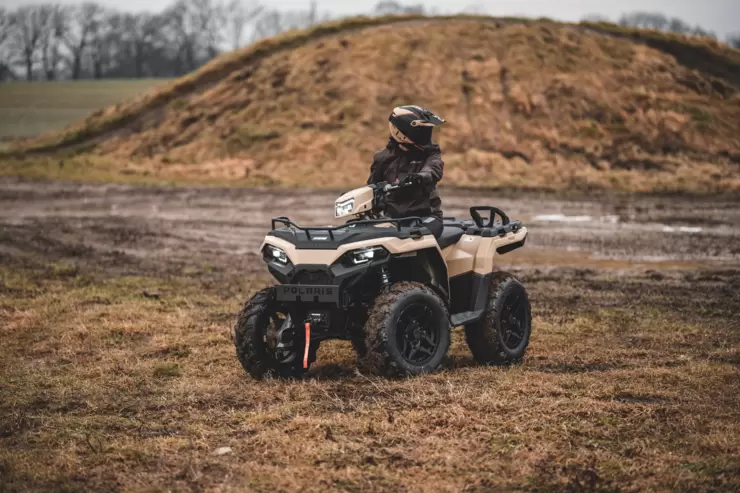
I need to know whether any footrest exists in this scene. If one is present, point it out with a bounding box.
[450,310,485,327]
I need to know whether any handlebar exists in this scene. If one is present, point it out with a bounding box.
[373,181,414,193]
[369,181,412,217]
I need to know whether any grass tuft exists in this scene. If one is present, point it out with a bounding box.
[153,363,183,379]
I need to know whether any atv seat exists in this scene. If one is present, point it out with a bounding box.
[437,227,466,249]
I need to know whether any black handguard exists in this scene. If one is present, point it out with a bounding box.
[371,182,390,213]
[399,174,423,188]
[371,181,405,214]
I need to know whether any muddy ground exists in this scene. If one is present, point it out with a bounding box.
[0,178,738,492]
[1,178,738,271]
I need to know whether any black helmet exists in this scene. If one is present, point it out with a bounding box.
[388,105,445,151]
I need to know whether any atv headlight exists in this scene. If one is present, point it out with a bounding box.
[348,246,388,265]
[335,199,355,218]
[264,245,289,265]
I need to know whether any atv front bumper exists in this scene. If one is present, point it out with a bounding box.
[276,284,341,304]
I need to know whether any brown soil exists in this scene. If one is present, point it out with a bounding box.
[1,178,737,267]
[7,17,740,193]
[1,178,738,491]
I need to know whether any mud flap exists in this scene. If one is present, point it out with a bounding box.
[449,272,492,326]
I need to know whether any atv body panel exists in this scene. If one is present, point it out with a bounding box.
[261,215,527,325]
[235,182,530,378]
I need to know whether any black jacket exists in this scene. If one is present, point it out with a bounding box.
[367,142,444,219]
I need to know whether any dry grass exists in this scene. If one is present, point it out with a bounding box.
[3,16,739,194]
[1,252,738,492]
[582,22,740,87]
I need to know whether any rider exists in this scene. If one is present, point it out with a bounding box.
[367,105,446,238]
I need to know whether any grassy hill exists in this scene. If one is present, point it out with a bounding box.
[5,15,740,193]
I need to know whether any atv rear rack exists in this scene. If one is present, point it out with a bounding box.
[271,216,426,241]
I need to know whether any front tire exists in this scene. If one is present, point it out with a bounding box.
[359,282,450,377]
[464,272,531,365]
[234,287,312,380]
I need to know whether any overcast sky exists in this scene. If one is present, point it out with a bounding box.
[3,0,738,39]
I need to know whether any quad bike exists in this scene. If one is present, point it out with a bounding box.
[234,181,531,379]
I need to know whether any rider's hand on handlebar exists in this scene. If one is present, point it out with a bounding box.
[399,174,423,188]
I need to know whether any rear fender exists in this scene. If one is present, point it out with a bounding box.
[446,228,527,325]
[473,228,528,275]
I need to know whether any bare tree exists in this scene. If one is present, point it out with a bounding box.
[163,0,224,73]
[667,17,692,35]
[618,11,716,39]
[87,9,121,79]
[63,2,105,79]
[193,0,225,59]
[374,1,425,15]
[647,13,669,30]
[619,12,668,30]
[375,1,402,15]
[39,4,67,80]
[729,34,740,49]
[9,5,53,81]
[691,26,716,39]
[582,14,611,23]
[121,12,162,77]
[250,2,327,41]
[0,8,16,80]
[225,0,263,50]
[308,0,317,25]
[282,9,320,29]
[0,8,12,50]
[252,9,285,40]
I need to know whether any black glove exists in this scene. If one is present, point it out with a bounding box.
[399,174,423,188]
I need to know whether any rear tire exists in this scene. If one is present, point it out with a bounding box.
[359,282,450,377]
[234,287,312,380]
[464,272,531,365]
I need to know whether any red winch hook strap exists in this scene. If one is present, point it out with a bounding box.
[303,322,311,369]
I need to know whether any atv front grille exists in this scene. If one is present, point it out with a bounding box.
[292,270,334,285]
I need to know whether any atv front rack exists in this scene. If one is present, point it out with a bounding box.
[271,216,426,241]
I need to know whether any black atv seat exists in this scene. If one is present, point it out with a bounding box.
[437,227,466,249]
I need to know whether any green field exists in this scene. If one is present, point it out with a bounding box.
[0,79,168,139]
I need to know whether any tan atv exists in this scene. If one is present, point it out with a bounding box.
[234,181,531,379]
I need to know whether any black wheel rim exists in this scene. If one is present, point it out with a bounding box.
[395,302,440,366]
[267,311,300,364]
[266,312,286,350]
[500,290,528,351]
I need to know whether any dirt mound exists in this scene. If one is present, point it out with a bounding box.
[11,16,740,193]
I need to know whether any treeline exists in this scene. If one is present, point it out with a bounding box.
[0,0,328,81]
[586,11,739,48]
[0,0,435,82]
[0,1,737,82]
